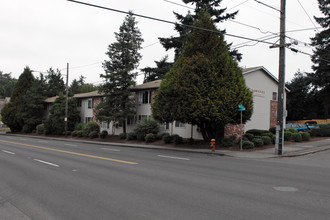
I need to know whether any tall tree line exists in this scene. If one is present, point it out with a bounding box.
[287,0,330,120]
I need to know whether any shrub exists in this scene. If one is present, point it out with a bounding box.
[127,132,137,140]
[74,123,86,131]
[163,134,173,144]
[310,123,330,137]
[291,133,302,142]
[242,140,254,149]
[221,136,235,148]
[134,120,159,141]
[82,121,100,137]
[99,130,108,139]
[252,138,264,147]
[36,124,45,135]
[284,131,292,141]
[301,132,310,141]
[244,133,254,141]
[263,132,274,139]
[269,127,276,134]
[288,128,297,133]
[22,125,32,133]
[145,133,157,143]
[71,130,78,137]
[119,133,127,139]
[261,136,271,145]
[246,129,269,136]
[77,130,83,137]
[173,134,183,144]
[89,131,98,139]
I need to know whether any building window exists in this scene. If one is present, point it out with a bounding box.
[77,99,82,107]
[127,116,136,125]
[138,115,151,121]
[88,99,92,109]
[139,91,152,104]
[272,92,277,101]
[175,121,185,128]
[85,117,92,123]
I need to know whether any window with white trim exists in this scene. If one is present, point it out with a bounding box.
[139,91,152,104]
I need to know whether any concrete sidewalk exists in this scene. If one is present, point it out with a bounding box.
[2,133,330,159]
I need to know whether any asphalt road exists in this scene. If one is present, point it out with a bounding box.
[0,135,329,220]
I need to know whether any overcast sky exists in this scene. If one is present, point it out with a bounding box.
[0,0,322,85]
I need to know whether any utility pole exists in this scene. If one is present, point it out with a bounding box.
[276,0,286,155]
[65,63,69,137]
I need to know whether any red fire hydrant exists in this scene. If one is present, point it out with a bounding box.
[210,139,216,152]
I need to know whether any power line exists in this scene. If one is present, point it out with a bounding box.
[163,0,194,10]
[296,0,318,30]
[227,0,250,12]
[253,0,281,13]
[288,46,330,64]
[67,0,276,45]
[286,27,322,33]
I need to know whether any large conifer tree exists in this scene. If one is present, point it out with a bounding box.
[97,12,143,133]
[152,11,252,141]
[310,0,330,117]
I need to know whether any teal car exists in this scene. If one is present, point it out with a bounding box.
[285,123,309,132]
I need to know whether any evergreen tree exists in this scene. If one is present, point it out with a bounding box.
[0,71,16,98]
[145,0,240,82]
[141,56,172,83]
[45,68,65,97]
[69,75,98,95]
[18,79,46,132]
[97,12,143,133]
[310,0,330,117]
[44,93,80,135]
[1,67,35,132]
[286,71,313,120]
[152,11,252,141]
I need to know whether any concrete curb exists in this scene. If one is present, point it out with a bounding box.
[2,133,330,158]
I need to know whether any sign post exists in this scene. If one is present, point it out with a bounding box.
[238,105,245,151]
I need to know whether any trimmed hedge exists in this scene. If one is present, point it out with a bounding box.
[261,136,271,145]
[221,136,236,148]
[127,132,137,140]
[284,131,292,141]
[242,140,254,149]
[301,132,310,141]
[246,129,269,136]
[163,135,173,144]
[36,124,45,135]
[310,123,330,137]
[134,120,159,141]
[89,131,98,139]
[173,134,183,144]
[100,130,108,139]
[291,133,302,142]
[252,138,264,147]
[244,133,254,141]
[119,133,127,139]
[145,133,157,143]
[288,128,297,133]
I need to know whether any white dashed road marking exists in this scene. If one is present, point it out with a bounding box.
[158,155,190,161]
[2,150,15,155]
[34,159,59,167]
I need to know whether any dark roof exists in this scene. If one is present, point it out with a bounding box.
[130,80,162,91]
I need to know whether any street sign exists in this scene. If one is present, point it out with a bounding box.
[238,104,245,111]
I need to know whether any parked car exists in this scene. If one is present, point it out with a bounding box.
[285,123,309,132]
[305,121,319,129]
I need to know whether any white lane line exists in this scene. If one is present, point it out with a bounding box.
[33,159,59,167]
[64,144,77,147]
[38,140,48,143]
[2,150,16,155]
[101,148,120,152]
[157,155,190,161]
